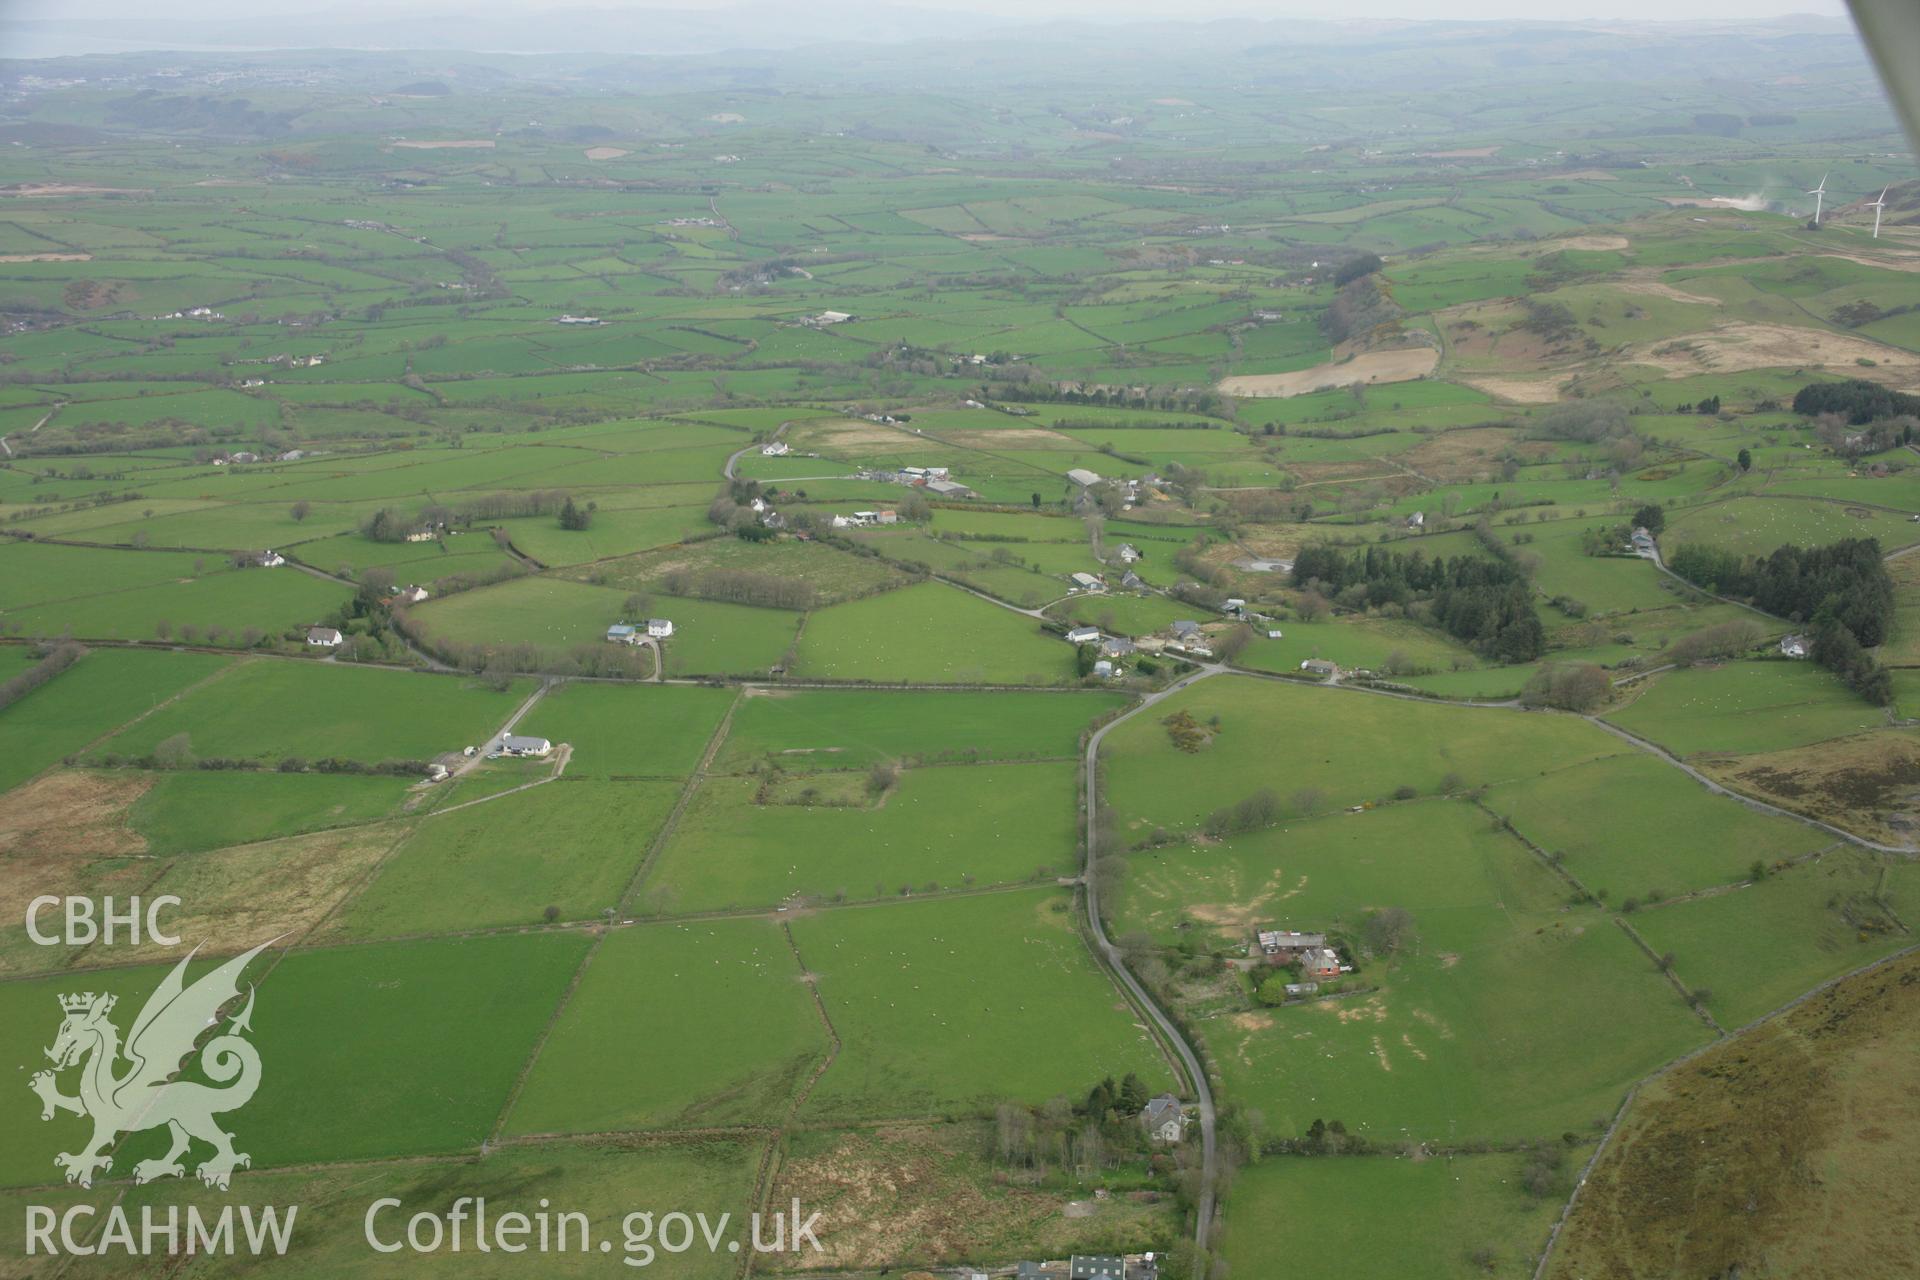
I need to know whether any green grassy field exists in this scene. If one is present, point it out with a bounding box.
[1603,660,1890,756]
[1482,751,1828,896]
[639,762,1076,913]
[653,597,804,677]
[506,918,831,1133]
[1234,616,1481,677]
[0,647,230,793]
[1628,848,1909,1028]
[0,564,350,643]
[128,769,412,853]
[1224,1154,1571,1280]
[1120,801,1709,1141]
[408,575,633,652]
[332,780,683,935]
[792,581,1075,684]
[1663,496,1920,558]
[713,686,1124,770]
[793,887,1175,1121]
[94,660,531,764]
[239,932,593,1166]
[1101,675,1616,831]
[518,681,737,777]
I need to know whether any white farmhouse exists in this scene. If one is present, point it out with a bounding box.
[1141,1094,1184,1144]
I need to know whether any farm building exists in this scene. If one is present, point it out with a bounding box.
[1120,571,1145,590]
[1140,1095,1183,1143]
[1301,658,1338,676]
[646,618,675,639]
[1285,981,1319,998]
[1070,572,1105,592]
[1257,929,1327,959]
[1065,626,1101,645]
[1092,660,1116,679]
[502,735,552,758]
[305,626,343,648]
[1301,946,1343,978]
[607,624,640,644]
[923,477,975,499]
[1065,468,1102,487]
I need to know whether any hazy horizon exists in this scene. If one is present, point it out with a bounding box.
[0,0,1860,63]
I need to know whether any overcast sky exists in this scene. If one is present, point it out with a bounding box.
[3,0,1855,21]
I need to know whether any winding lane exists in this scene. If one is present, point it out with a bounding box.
[1083,663,1223,1258]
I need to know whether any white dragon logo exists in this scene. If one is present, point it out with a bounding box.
[29,940,273,1191]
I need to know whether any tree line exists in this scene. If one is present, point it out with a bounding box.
[1291,543,1546,662]
[659,565,817,610]
[0,641,84,713]
[1666,537,1895,704]
[1792,378,1920,425]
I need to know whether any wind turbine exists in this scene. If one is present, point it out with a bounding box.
[1807,173,1829,224]
[1869,185,1890,238]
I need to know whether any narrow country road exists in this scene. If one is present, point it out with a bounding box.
[723,418,789,481]
[1084,663,1223,1260]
